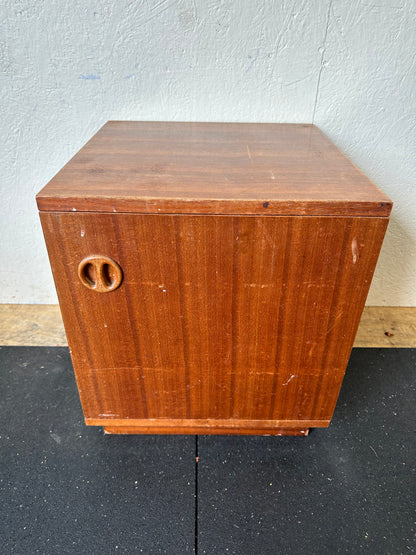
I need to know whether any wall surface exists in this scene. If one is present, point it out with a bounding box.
[1,0,415,305]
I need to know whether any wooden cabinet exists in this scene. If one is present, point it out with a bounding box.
[37,122,391,435]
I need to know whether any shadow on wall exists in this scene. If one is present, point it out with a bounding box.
[368,211,415,306]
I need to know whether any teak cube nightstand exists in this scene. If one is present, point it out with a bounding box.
[37,122,392,436]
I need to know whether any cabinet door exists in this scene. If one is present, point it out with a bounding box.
[41,213,387,424]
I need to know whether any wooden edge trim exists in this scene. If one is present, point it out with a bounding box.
[103,426,310,436]
[85,417,330,429]
[36,198,392,217]
[37,209,392,218]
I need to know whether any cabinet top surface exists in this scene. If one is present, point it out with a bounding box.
[37,121,391,216]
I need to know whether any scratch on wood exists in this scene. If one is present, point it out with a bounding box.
[246,144,253,162]
[352,238,359,264]
[282,374,296,386]
[326,310,343,335]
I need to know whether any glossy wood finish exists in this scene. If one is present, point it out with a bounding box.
[3,305,415,348]
[103,424,310,436]
[40,212,388,432]
[37,122,392,217]
[38,122,392,435]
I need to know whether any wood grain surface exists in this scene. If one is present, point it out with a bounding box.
[36,122,392,217]
[2,305,413,348]
[102,423,310,436]
[40,212,388,429]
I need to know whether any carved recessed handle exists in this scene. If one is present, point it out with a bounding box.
[78,255,123,293]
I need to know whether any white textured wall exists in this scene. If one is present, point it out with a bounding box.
[1,0,415,305]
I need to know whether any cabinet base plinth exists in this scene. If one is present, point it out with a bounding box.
[103,425,310,436]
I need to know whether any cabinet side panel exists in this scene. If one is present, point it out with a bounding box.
[306,217,389,419]
[40,213,387,423]
[193,216,387,421]
[264,216,388,420]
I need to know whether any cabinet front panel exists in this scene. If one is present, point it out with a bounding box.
[40,213,387,423]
